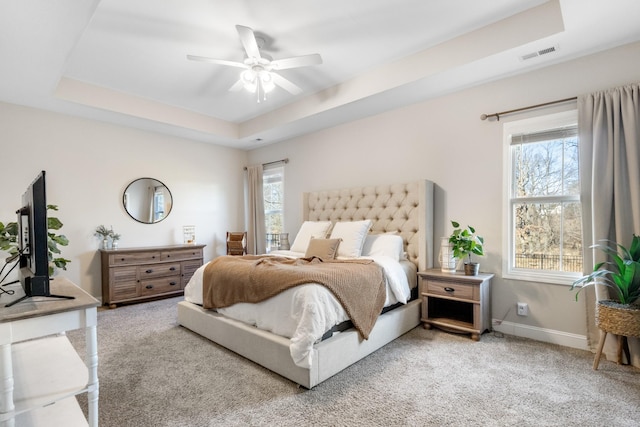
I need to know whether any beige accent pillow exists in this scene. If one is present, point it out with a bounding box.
[304,238,341,259]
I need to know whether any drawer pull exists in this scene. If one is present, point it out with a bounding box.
[146,285,153,289]
[169,267,176,271]
[170,281,177,286]
[444,287,455,293]
[145,269,153,274]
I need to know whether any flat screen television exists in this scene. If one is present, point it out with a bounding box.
[5,171,73,307]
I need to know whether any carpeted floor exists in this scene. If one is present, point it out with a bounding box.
[67,296,640,427]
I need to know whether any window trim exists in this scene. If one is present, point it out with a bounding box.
[502,110,581,286]
[263,165,285,235]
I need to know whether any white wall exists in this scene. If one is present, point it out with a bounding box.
[0,103,247,299]
[247,41,640,349]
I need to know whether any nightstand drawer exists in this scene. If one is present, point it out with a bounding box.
[426,279,475,300]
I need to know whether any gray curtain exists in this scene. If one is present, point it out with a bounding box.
[578,83,640,367]
[244,164,266,255]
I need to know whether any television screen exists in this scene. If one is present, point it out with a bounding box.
[18,170,50,296]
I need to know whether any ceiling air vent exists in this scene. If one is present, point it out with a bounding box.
[519,45,559,61]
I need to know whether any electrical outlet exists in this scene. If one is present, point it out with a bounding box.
[517,302,529,316]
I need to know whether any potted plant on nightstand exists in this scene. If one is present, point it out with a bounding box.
[571,234,640,368]
[449,220,484,276]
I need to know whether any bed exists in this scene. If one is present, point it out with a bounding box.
[177,180,434,388]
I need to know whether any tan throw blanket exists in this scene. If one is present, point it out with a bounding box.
[202,255,386,339]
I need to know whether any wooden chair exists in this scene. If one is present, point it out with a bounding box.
[226,232,247,255]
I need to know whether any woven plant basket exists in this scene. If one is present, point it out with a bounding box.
[596,300,640,338]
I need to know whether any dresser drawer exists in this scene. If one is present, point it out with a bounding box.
[161,248,203,261]
[425,279,476,301]
[140,276,181,296]
[111,271,138,300]
[110,251,162,266]
[138,263,181,279]
[110,266,137,284]
[181,259,202,288]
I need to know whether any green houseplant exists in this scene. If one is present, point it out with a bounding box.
[571,235,640,306]
[449,220,484,275]
[95,225,120,249]
[0,221,19,255]
[0,205,70,275]
[571,235,640,369]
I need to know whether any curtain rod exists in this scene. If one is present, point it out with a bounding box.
[480,96,577,121]
[243,158,289,170]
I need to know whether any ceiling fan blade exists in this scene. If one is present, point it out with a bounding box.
[271,53,322,70]
[236,25,261,59]
[186,55,247,69]
[229,79,244,92]
[271,73,302,95]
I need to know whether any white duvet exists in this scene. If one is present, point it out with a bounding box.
[183,251,411,369]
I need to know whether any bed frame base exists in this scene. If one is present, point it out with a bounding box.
[177,299,420,389]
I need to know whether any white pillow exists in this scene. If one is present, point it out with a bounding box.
[361,233,404,261]
[329,220,373,258]
[290,221,332,253]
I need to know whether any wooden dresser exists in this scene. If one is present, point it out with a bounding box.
[100,244,205,308]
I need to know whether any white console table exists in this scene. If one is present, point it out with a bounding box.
[0,278,99,426]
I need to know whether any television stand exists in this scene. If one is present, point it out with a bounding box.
[0,277,99,426]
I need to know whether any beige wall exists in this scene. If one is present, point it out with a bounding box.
[247,41,640,349]
[2,40,638,349]
[0,103,247,299]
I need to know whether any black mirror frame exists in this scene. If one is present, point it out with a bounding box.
[122,177,173,224]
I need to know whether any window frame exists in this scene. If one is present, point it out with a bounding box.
[262,164,285,235]
[502,110,582,285]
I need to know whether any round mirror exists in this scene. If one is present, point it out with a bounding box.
[123,178,173,224]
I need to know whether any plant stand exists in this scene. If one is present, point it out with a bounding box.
[593,300,640,370]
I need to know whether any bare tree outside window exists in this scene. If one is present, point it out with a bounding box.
[509,123,582,274]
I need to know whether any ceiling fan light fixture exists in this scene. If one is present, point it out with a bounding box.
[259,70,275,93]
[241,69,257,92]
[241,68,275,94]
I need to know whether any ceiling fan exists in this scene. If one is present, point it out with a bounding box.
[187,25,322,102]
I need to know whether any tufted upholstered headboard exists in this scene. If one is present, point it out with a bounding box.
[302,180,434,271]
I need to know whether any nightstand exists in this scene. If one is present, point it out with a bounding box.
[418,268,493,341]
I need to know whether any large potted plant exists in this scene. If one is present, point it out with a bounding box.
[448,220,484,276]
[571,235,640,367]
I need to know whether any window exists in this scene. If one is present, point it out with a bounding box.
[153,188,165,221]
[263,165,284,248]
[503,110,582,284]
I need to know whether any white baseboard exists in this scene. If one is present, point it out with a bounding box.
[492,319,590,351]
